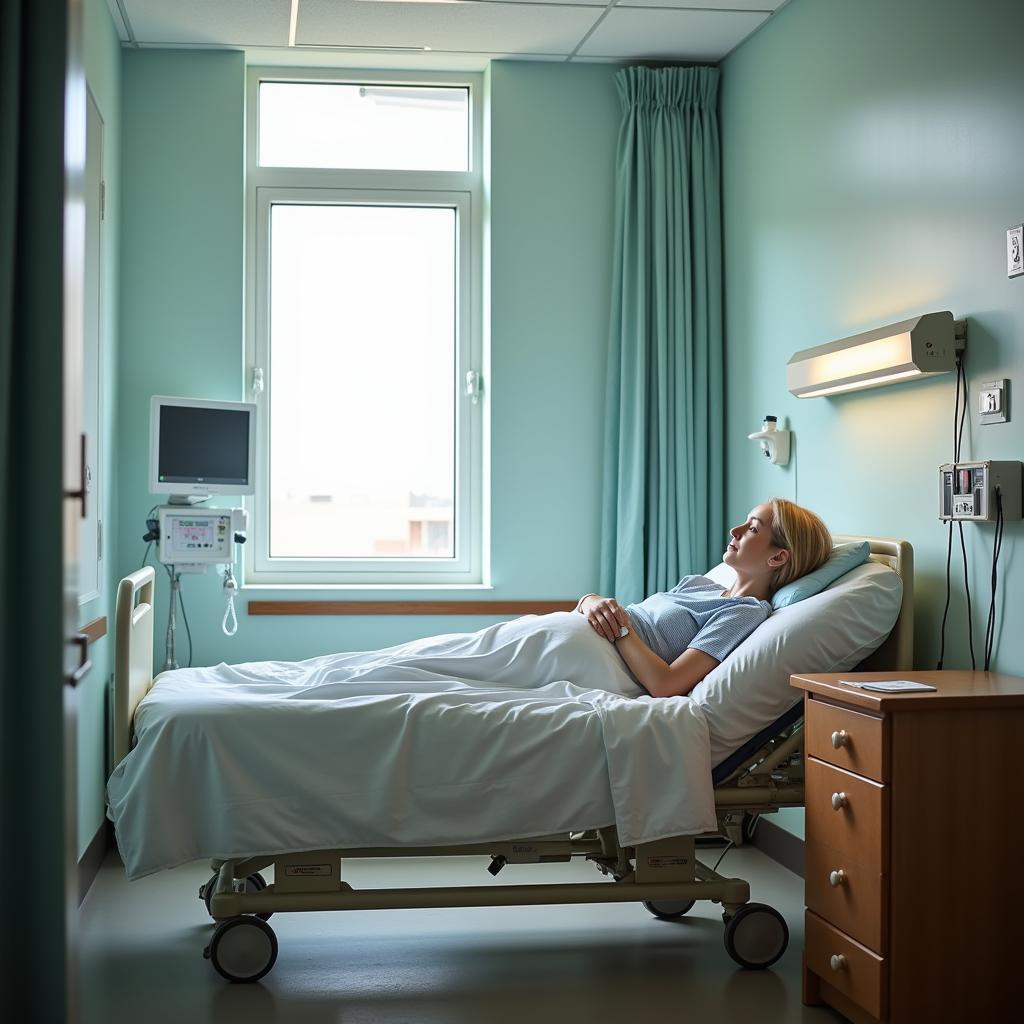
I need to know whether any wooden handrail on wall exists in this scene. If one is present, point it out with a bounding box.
[248,601,577,617]
[79,616,108,644]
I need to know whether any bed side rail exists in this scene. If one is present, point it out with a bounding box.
[113,567,156,768]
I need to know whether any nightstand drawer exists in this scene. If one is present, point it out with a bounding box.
[806,839,886,952]
[806,698,886,781]
[806,910,886,1020]
[806,758,888,872]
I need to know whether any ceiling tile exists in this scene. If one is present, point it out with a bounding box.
[576,7,769,60]
[297,0,603,56]
[124,0,291,46]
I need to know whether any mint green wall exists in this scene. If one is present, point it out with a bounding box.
[77,0,121,857]
[117,49,247,663]
[722,0,1024,841]
[117,56,620,666]
[722,0,1024,679]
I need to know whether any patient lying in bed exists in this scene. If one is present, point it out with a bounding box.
[579,498,831,697]
[212,498,829,702]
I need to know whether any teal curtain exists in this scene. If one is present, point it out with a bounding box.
[600,66,724,605]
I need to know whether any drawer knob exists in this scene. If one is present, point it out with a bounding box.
[831,729,849,749]
[829,869,846,887]
[831,791,848,810]
[830,954,847,972]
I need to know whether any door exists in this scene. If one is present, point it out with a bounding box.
[79,88,104,605]
[63,0,88,1019]
[0,0,86,1016]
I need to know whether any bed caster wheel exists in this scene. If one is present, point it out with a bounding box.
[202,871,272,921]
[643,899,696,920]
[207,917,278,983]
[723,903,789,969]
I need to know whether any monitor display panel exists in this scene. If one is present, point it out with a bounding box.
[149,396,256,498]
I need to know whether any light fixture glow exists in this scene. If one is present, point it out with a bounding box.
[288,0,299,46]
[787,311,966,399]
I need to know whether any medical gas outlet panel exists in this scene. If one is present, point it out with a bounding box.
[157,507,247,565]
[939,461,1022,522]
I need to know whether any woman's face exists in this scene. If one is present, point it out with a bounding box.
[724,503,786,576]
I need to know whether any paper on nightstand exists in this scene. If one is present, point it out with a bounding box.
[840,679,937,692]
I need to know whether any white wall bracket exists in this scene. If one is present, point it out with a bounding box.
[748,416,791,466]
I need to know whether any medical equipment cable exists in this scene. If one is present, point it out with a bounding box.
[936,355,962,670]
[955,357,976,669]
[164,562,193,667]
[222,567,239,637]
[140,504,161,568]
[958,523,975,669]
[178,574,193,668]
[984,489,1004,671]
[711,841,734,874]
[936,529,953,670]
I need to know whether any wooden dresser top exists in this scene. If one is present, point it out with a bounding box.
[791,671,1024,711]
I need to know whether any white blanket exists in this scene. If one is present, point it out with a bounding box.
[107,613,716,879]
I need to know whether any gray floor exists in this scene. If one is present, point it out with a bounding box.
[80,845,843,1024]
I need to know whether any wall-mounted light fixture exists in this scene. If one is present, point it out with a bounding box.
[787,311,966,399]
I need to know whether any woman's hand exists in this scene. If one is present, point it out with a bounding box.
[579,594,631,643]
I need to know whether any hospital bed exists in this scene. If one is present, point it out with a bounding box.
[111,535,912,984]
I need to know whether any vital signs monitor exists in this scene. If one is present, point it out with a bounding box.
[149,396,256,501]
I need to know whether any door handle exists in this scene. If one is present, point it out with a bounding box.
[64,433,87,519]
[67,633,92,688]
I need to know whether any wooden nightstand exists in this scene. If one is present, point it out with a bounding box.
[790,671,1024,1023]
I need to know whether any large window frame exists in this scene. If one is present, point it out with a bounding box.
[244,68,484,587]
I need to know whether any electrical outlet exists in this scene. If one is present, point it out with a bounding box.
[980,379,1009,425]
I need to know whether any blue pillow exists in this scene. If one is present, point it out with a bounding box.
[771,541,871,610]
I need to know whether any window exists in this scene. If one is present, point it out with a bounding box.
[246,70,483,585]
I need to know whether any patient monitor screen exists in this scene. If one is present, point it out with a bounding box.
[157,405,251,486]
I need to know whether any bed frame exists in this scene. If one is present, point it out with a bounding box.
[113,535,913,982]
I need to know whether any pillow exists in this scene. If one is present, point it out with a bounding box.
[770,541,871,609]
[689,561,903,767]
[702,541,870,605]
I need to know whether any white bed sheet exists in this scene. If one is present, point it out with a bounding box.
[108,612,716,880]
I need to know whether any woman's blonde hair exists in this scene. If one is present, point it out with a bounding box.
[766,498,832,593]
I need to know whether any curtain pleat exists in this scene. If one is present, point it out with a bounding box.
[600,66,724,605]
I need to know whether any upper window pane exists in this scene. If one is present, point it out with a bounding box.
[258,83,470,171]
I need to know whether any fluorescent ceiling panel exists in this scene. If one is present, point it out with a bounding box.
[577,7,769,60]
[245,47,550,71]
[617,0,781,10]
[419,0,608,5]
[125,0,291,46]
[297,0,602,55]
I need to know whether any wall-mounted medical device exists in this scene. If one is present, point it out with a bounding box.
[157,507,248,569]
[748,415,791,466]
[149,395,256,502]
[939,461,1022,522]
